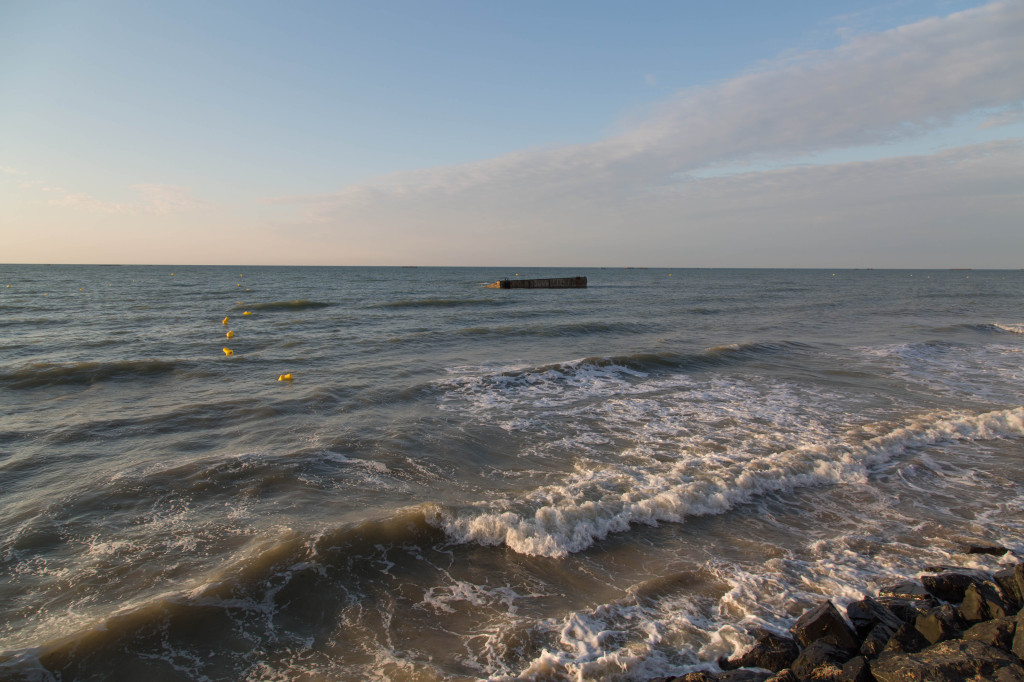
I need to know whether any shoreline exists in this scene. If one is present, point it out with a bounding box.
[650,544,1024,681]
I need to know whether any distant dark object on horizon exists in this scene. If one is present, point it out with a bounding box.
[485,276,588,289]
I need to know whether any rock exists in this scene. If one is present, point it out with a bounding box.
[920,571,984,603]
[792,640,850,680]
[724,629,799,673]
[877,581,929,600]
[874,597,936,626]
[860,623,892,658]
[963,616,1016,652]
[914,604,964,644]
[649,673,717,682]
[718,671,772,682]
[870,639,1024,681]
[880,623,928,655]
[847,597,904,639]
[994,566,1023,611]
[960,581,1009,622]
[839,656,874,682]
[1012,609,1024,660]
[805,662,843,680]
[791,601,860,651]
[961,542,1009,556]
[765,671,798,682]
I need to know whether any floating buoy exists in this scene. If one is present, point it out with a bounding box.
[242,311,252,316]
[223,348,234,356]
[226,330,234,339]
[237,283,242,287]
[222,317,229,325]
[278,373,293,381]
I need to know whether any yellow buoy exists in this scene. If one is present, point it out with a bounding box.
[226,330,234,339]
[223,348,234,356]
[242,311,252,316]
[278,373,293,381]
[222,317,229,324]
[237,283,242,287]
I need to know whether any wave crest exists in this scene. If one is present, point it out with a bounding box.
[427,407,1024,558]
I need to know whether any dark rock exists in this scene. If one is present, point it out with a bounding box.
[870,639,1024,681]
[791,601,860,651]
[860,623,892,658]
[649,674,718,682]
[960,581,1009,622]
[921,571,984,603]
[805,663,843,680]
[880,623,928,655]
[961,542,1009,556]
[994,566,1024,612]
[839,656,874,682]
[1012,609,1024,660]
[963,616,1016,652]
[847,597,904,639]
[792,640,851,680]
[725,629,799,673]
[877,580,929,600]
[874,597,936,626]
[765,671,798,682]
[914,604,965,644]
[718,671,772,682]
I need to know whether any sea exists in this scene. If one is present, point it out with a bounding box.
[1,265,1022,681]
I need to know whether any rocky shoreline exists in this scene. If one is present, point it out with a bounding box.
[651,543,1024,681]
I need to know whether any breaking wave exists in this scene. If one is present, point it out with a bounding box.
[427,407,1024,558]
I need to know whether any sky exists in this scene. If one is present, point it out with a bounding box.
[1,0,1022,268]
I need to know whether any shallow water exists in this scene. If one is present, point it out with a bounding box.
[1,265,1022,680]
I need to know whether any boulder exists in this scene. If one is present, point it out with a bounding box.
[874,597,936,626]
[839,656,873,682]
[1012,609,1024,660]
[914,604,964,644]
[765,671,799,682]
[724,629,799,673]
[719,671,772,682]
[870,639,1024,681]
[962,616,1016,652]
[792,640,850,680]
[921,572,983,604]
[791,601,859,651]
[880,623,928,655]
[847,597,904,639]
[960,542,1009,556]
[993,566,1023,612]
[877,581,929,600]
[859,623,892,658]
[805,662,843,680]
[960,582,1009,623]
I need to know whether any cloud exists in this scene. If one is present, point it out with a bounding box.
[268,2,1023,266]
[49,184,204,215]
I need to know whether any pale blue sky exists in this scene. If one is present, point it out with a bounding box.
[2,1,1022,266]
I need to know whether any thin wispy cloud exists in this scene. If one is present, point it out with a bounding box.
[49,184,204,215]
[266,2,1022,266]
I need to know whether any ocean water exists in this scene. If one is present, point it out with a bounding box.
[1,265,1022,681]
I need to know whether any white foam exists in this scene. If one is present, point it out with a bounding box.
[429,407,1024,558]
